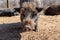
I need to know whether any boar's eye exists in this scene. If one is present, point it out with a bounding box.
[31,13,37,18]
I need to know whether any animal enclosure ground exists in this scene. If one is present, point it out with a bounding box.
[0,15,60,40]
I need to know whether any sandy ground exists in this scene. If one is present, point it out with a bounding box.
[0,15,60,40]
[21,15,60,40]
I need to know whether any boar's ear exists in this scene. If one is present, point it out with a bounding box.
[14,8,21,13]
[19,8,25,14]
[35,7,43,12]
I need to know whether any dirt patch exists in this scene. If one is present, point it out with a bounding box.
[21,15,60,40]
[0,15,60,40]
[0,15,20,24]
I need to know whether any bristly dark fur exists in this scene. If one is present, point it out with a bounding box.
[44,5,60,16]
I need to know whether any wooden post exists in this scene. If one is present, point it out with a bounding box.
[7,0,9,8]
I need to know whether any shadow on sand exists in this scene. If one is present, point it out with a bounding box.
[0,22,24,40]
